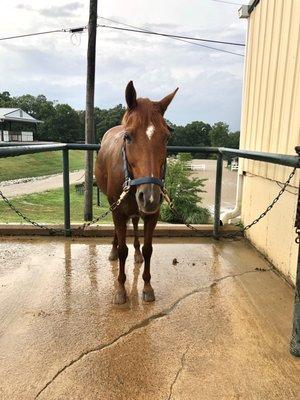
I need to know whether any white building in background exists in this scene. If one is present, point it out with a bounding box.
[0,108,43,142]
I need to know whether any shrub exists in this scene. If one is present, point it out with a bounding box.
[160,156,211,224]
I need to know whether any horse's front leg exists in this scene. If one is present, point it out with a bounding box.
[142,212,159,302]
[132,217,143,263]
[113,213,128,305]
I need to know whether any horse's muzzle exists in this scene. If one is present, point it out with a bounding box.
[136,184,163,214]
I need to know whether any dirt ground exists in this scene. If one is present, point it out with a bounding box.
[191,159,237,213]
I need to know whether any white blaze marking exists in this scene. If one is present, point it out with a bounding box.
[149,183,154,203]
[146,124,155,140]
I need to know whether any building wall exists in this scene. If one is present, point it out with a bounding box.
[0,131,33,142]
[240,0,300,283]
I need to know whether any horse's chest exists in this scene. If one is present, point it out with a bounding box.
[121,195,140,217]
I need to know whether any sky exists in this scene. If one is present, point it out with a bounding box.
[0,0,249,131]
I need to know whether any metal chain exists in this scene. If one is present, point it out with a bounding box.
[74,187,130,232]
[0,167,297,238]
[0,186,130,235]
[295,229,300,244]
[162,166,297,239]
[161,189,213,237]
[241,167,296,233]
[0,189,63,234]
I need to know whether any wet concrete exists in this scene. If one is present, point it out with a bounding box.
[0,236,299,399]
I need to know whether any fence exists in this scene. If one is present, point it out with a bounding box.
[0,142,299,238]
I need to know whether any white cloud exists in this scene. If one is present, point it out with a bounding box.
[0,0,247,130]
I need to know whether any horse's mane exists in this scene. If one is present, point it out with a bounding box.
[122,98,165,132]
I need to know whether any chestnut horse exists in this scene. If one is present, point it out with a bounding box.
[95,81,178,304]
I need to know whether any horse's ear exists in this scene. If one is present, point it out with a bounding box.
[125,81,137,110]
[157,87,179,115]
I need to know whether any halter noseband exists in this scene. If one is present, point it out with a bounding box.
[122,132,167,189]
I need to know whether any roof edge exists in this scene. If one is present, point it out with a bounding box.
[248,0,261,14]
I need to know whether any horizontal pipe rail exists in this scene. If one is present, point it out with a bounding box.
[0,143,299,168]
[0,143,66,158]
[219,147,300,168]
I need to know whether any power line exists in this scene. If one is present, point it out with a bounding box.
[99,17,244,57]
[210,0,243,5]
[98,23,245,47]
[0,28,66,41]
[0,26,86,42]
[0,20,245,57]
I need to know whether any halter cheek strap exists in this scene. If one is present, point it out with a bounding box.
[122,134,166,189]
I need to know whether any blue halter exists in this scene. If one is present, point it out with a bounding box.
[122,134,166,189]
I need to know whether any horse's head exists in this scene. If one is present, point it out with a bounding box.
[122,81,178,215]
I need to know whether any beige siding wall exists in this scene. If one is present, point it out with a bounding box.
[240,0,300,282]
[240,0,300,183]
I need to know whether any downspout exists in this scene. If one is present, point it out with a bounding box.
[221,0,251,226]
[221,171,243,225]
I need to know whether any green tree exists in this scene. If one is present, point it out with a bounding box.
[0,91,12,107]
[51,104,82,142]
[160,156,210,224]
[227,131,240,149]
[209,122,230,147]
[170,121,211,147]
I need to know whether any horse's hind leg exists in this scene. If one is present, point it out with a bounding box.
[132,217,143,264]
[108,231,118,261]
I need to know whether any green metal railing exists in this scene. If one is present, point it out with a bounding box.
[0,143,299,238]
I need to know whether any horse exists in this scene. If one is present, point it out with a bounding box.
[95,81,178,304]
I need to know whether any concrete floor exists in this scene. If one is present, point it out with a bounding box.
[0,236,299,400]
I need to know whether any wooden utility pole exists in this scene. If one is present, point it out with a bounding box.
[84,0,98,221]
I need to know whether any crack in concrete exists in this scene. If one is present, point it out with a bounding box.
[167,345,190,400]
[34,268,271,399]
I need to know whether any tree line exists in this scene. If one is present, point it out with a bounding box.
[0,91,240,151]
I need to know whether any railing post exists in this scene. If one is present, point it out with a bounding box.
[213,153,223,238]
[290,247,300,357]
[290,147,300,356]
[63,148,71,237]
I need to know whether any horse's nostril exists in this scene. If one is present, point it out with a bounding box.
[138,191,144,204]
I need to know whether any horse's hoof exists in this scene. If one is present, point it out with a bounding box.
[134,252,144,264]
[143,288,155,302]
[114,290,127,305]
[109,249,118,261]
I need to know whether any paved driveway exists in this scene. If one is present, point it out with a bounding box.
[0,170,85,198]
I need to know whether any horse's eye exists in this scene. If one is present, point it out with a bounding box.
[124,133,132,142]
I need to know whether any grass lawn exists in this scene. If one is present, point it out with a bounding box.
[0,150,86,182]
[0,184,112,224]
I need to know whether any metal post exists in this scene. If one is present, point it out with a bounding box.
[97,187,100,207]
[63,149,71,237]
[290,248,300,357]
[213,153,223,238]
[290,146,300,356]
